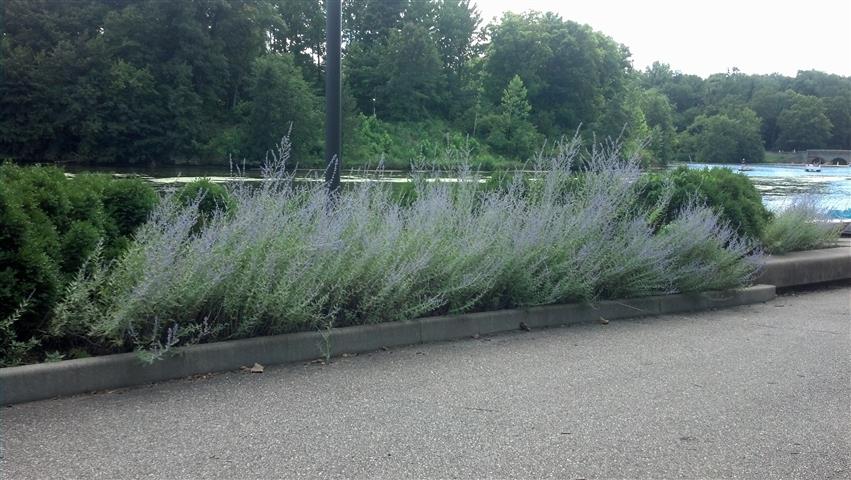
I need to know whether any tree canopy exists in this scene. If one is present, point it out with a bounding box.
[1,0,849,168]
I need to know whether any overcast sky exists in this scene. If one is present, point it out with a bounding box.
[475,0,851,78]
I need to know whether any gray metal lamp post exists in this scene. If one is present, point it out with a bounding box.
[325,0,342,194]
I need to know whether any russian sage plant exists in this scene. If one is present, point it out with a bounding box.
[53,137,762,356]
[763,197,841,254]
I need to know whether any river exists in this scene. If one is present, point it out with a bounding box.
[684,163,851,219]
[64,162,851,219]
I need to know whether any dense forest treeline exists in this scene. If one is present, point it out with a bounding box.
[1,0,850,168]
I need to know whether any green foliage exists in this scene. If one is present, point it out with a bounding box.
[479,76,542,159]
[0,0,271,164]
[0,165,71,337]
[176,179,236,229]
[641,63,706,132]
[268,0,324,80]
[639,88,677,164]
[377,23,448,120]
[680,108,765,163]
[1,0,849,170]
[482,12,633,140]
[0,295,40,368]
[776,92,833,150]
[343,0,408,45]
[344,0,480,121]
[102,179,159,237]
[347,115,512,170]
[243,54,322,165]
[0,164,157,365]
[749,88,793,149]
[594,82,651,162]
[638,166,772,241]
[346,21,448,121]
[824,95,851,149]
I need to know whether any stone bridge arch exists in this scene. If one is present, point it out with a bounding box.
[807,149,850,165]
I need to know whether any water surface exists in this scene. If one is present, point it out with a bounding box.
[684,163,851,219]
[64,162,851,219]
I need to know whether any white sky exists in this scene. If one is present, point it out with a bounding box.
[475,0,851,78]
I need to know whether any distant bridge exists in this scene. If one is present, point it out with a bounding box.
[807,149,850,165]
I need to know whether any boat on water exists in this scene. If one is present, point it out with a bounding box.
[805,164,821,172]
[737,159,753,172]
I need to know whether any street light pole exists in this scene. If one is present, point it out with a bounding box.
[325,0,342,194]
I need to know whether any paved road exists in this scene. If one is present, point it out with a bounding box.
[2,285,849,479]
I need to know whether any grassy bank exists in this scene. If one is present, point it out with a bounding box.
[763,150,807,164]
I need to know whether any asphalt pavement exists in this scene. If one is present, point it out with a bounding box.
[2,284,849,479]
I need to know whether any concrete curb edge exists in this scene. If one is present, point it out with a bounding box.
[0,285,776,405]
[758,245,851,288]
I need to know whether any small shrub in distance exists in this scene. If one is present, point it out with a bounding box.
[763,197,841,254]
[175,178,235,230]
[102,178,159,236]
[638,166,772,241]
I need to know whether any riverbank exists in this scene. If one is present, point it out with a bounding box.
[763,150,806,164]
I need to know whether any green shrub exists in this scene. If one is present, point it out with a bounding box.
[59,221,103,274]
[638,166,772,241]
[0,181,61,342]
[1,295,40,368]
[176,179,235,230]
[763,198,841,254]
[103,179,159,236]
[0,163,157,365]
[347,115,516,170]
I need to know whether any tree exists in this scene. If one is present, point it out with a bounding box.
[480,75,542,159]
[243,54,322,164]
[704,69,756,108]
[0,0,280,165]
[749,88,792,149]
[85,60,168,164]
[640,88,676,163]
[433,0,481,75]
[792,70,851,99]
[776,93,833,150]
[682,108,764,163]
[640,62,705,131]
[482,12,633,137]
[343,0,407,45]
[214,0,280,104]
[344,0,480,121]
[375,23,447,120]
[641,62,675,90]
[433,0,481,119]
[824,95,851,148]
[593,81,650,156]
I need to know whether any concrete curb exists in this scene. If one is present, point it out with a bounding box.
[0,285,776,405]
[758,245,851,288]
